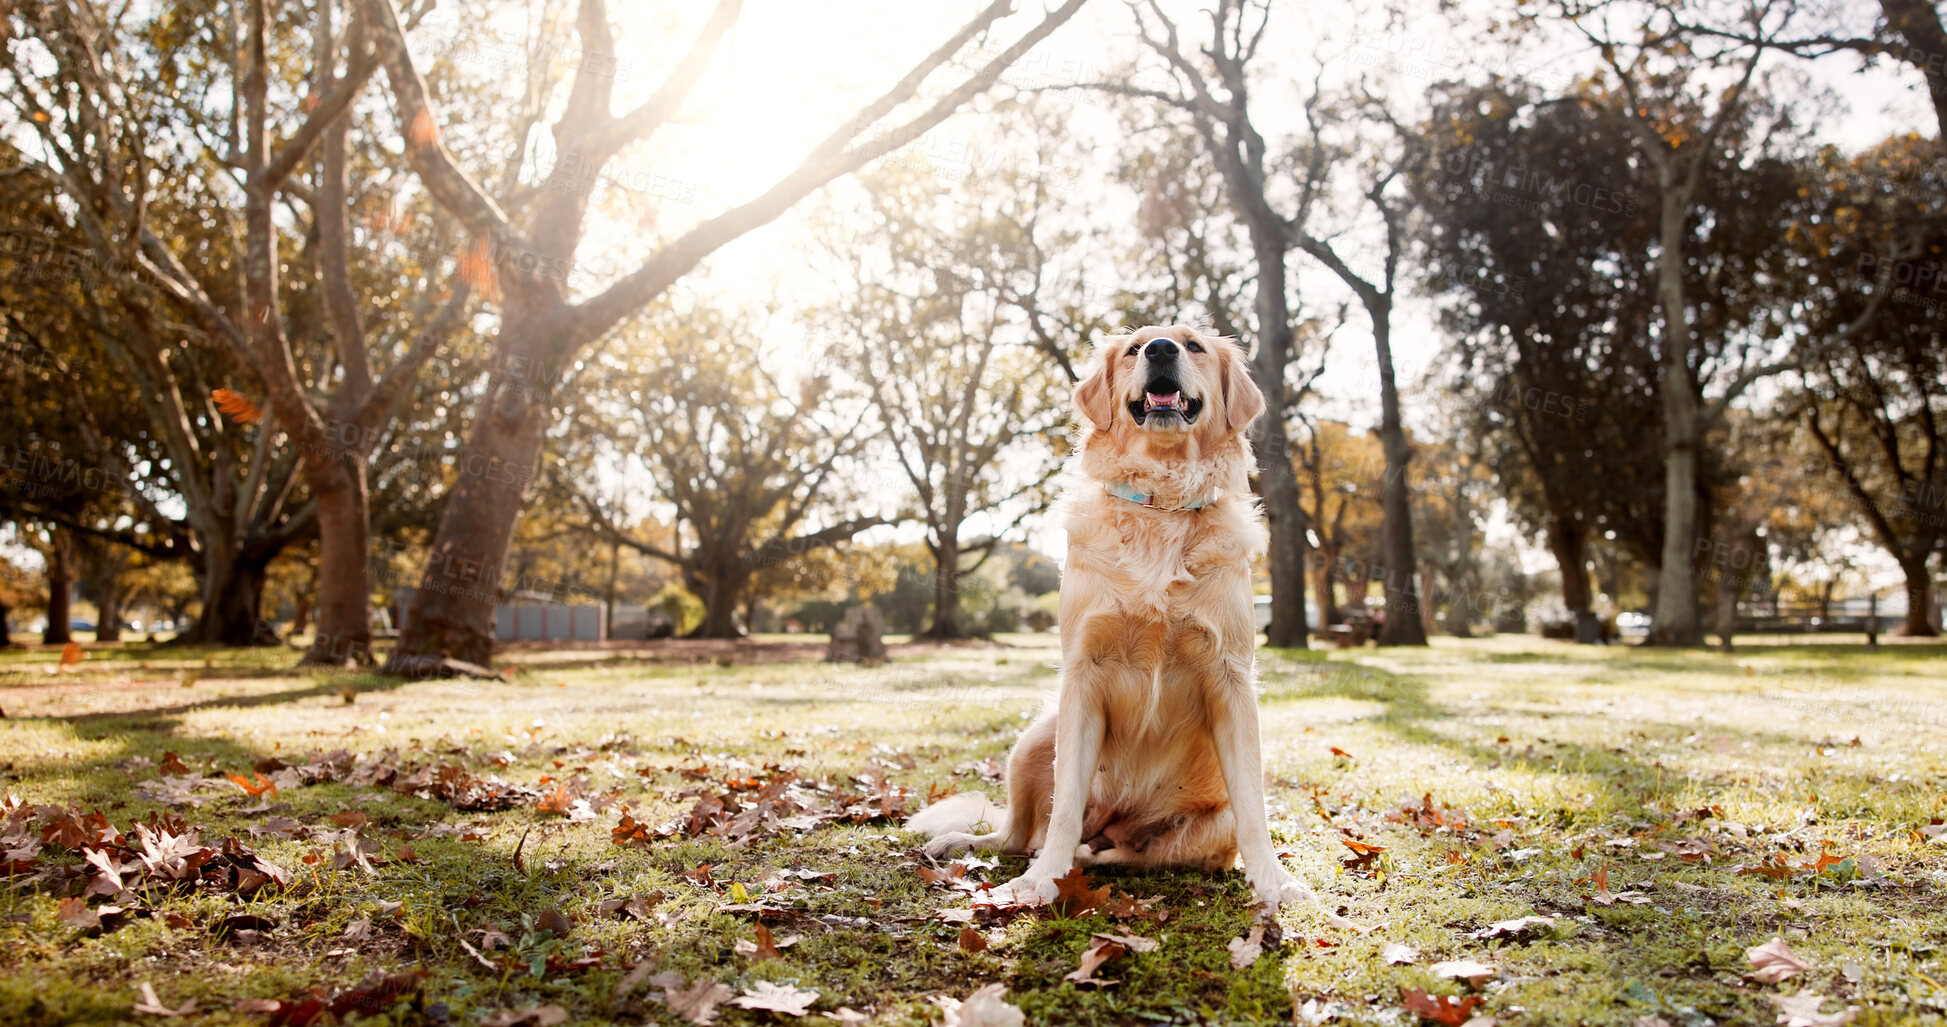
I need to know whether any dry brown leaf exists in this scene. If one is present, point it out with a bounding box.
[1052,866,1110,916]
[1401,987,1483,1026]
[932,983,1024,1027]
[1770,992,1858,1027]
[56,896,100,930]
[737,923,784,961]
[1746,937,1812,984]
[957,927,989,953]
[482,1004,568,1027]
[1229,924,1266,969]
[1470,915,1553,942]
[1382,941,1419,965]
[132,982,197,1017]
[731,981,819,1016]
[58,641,84,671]
[657,979,734,1025]
[1429,959,1497,985]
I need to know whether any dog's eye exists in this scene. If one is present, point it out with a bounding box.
[1184,339,1205,353]
[1124,344,1141,357]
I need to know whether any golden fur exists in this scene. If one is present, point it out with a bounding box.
[908,325,1313,910]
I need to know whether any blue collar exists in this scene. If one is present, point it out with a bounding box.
[1104,482,1213,511]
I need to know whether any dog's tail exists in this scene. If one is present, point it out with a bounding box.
[905,791,1003,838]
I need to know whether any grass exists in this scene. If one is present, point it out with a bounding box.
[1,633,1944,1025]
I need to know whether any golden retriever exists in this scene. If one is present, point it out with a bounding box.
[908,324,1312,911]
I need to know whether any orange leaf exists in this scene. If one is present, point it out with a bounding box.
[1401,987,1484,1025]
[225,771,278,799]
[408,108,439,148]
[457,238,500,303]
[1051,866,1110,917]
[535,784,579,816]
[59,641,84,669]
[211,388,262,424]
[1329,746,1355,759]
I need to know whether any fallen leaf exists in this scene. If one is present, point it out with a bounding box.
[482,1004,569,1027]
[1401,987,1484,1025]
[225,771,278,799]
[1229,924,1266,969]
[1051,866,1109,916]
[1382,941,1419,965]
[731,981,819,1016]
[932,983,1024,1027]
[1746,937,1811,984]
[1430,959,1497,985]
[57,896,101,931]
[158,752,194,777]
[535,907,573,936]
[1471,916,1554,942]
[1067,930,1156,985]
[737,923,784,961]
[656,979,733,1025]
[958,927,988,952]
[1324,911,1381,933]
[132,982,197,1017]
[59,641,85,671]
[1770,992,1858,1027]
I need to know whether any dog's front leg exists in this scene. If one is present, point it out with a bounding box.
[1210,655,1314,912]
[993,680,1104,906]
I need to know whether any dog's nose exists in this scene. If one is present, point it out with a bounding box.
[1143,338,1178,361]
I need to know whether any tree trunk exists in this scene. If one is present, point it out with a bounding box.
[924,536,962,640]
[688,566,746,639]
[1345,552,1373,610]
[1419,559,1440,637]
[43,527,74,645]
[181,546,277,646]
[384,323,557,673]
[303,455,375,666]
[1897,554,1941,636]
[1372,310,1426,646]
[0,602,11,646]
[1646,171,1706,647]
[1549,515,1593,613]
[1881,0,1947,141]
[1251,246,1309,649]
[1313,545,1341,626]
[94,569,123,643]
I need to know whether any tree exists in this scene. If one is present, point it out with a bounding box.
[573,312,884,638]
[1791,135,1946,635]
[821,163,1071,638]
[1283,91,1429,645]
[1559,2,1812,645]
[366,0,1088,673]
[1293,416,1384,627]
[1085,0,1319,646]
[1413,78,1670,639]
[2,0,470,649]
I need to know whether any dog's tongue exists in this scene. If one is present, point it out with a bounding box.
[1146,391,1181,410]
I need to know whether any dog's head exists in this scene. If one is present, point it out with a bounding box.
[1073,325,1265,447]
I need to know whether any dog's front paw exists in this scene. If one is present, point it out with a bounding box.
[1249,868,1316,911]
[921,832,978,858]
[984,871,1061,907]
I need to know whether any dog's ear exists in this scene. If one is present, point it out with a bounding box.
[1221,342,1265,431]
[1074,345,1119,428]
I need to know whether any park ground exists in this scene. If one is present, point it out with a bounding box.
[0,634,1943,1026]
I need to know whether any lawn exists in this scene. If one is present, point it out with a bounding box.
[0,634,1943,1026]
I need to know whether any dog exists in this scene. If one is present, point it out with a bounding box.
[908,324,1312,912]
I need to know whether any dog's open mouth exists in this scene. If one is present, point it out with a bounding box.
[1129,377,1202,426]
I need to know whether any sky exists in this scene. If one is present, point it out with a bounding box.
[546,0,1930,586]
